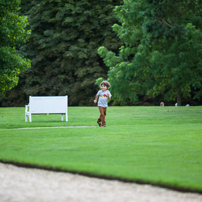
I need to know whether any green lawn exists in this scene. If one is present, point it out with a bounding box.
[0,106,202,192]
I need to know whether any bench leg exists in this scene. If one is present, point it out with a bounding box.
[29,114,32,122]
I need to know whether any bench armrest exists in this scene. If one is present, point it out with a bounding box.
[25,104,29,112]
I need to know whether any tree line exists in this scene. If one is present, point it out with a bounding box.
[1,0,202,106]
[98,0,202,106]
[1,0,123,106]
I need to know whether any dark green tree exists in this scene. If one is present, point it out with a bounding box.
[98,0,202,106]
[0,0,31,98]
[4,0,123,106]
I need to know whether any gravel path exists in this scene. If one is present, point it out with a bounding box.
[0,163,202,202]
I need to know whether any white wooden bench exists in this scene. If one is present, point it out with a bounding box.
[25,96,68,122]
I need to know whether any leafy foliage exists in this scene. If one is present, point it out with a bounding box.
[3,0,123,106]
[98,0,202,106]
[0,0,31,97]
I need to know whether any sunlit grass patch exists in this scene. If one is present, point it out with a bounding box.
[0,106,202,192]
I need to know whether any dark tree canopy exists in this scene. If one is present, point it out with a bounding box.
[3,0,123,106]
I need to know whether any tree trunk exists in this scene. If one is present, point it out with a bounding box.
[177,87,181,106]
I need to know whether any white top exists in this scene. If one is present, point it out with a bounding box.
[97,90,112,107]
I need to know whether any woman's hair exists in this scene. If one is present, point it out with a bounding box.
[100,81,111,89]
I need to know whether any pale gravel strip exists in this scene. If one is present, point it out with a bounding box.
[0,163,202,202]
[17,126,96,129]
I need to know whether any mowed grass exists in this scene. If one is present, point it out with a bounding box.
[0,106,202,192]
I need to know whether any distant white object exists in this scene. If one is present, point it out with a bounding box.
[186,104,190,107]
[175,103,178,107]
[25,96,68,122]
[160,102,164,106]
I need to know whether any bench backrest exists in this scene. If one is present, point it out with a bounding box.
[29,96,68,114]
